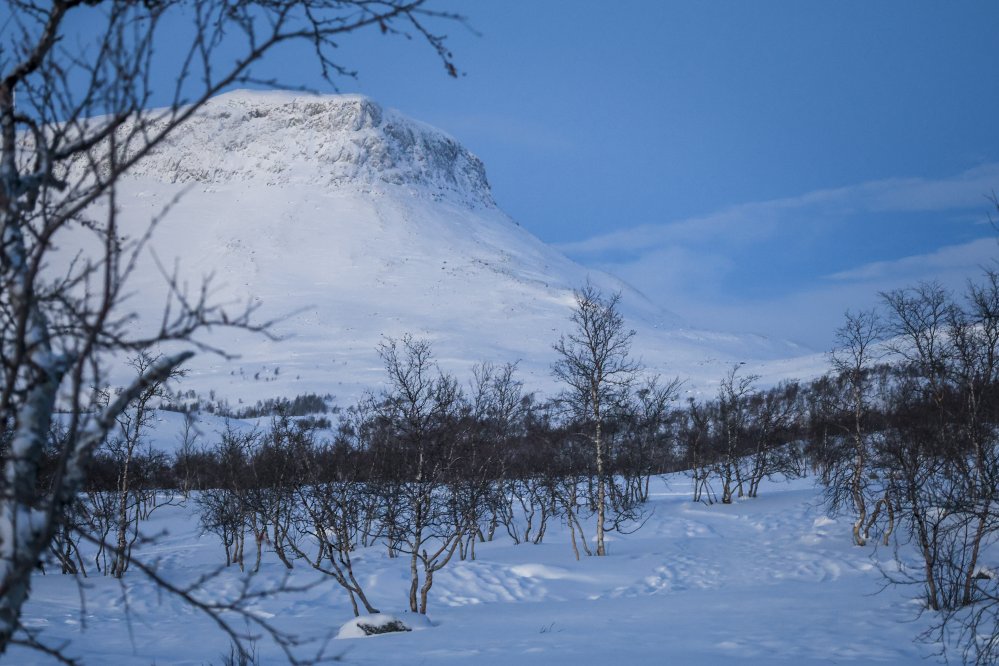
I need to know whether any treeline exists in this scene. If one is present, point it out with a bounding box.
[41,334,817,617]
[47,339,691,615]
[158,390,336,421]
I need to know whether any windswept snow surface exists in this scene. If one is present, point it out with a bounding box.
[12,476,943,665]
[67,90,818,405]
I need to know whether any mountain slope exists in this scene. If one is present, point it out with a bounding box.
[87,90,813,402]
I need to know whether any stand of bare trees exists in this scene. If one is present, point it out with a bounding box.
[810,271,999,665]
[161,327,689,616]
[674,372,807,505]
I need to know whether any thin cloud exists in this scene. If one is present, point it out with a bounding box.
[859,164,999,213]
[826,237,998,283]
[558,163,999,257]
[556,202,784,256]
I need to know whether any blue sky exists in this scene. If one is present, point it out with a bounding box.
[306,1,999,350]
[56,1,999,350]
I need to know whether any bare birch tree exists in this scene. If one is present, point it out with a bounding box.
[374,335,465,614]
[714,364,757,504]
[828,309,886,546]
[552,283,640,556]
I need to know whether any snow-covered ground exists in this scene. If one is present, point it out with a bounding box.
[12,476,943,665]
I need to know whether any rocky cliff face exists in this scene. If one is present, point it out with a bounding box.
[97,90,495,208]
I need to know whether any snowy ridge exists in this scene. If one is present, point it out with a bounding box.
[79,90,494,209]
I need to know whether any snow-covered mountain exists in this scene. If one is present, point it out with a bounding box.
[89,90,816,403]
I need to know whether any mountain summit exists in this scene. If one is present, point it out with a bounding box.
[117,90,494,208]
[85,90,811,401]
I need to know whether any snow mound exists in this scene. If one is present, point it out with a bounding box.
[509,563,591,581]
[336,613,434,638]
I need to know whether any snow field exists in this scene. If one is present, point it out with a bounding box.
[12,476,939,665]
